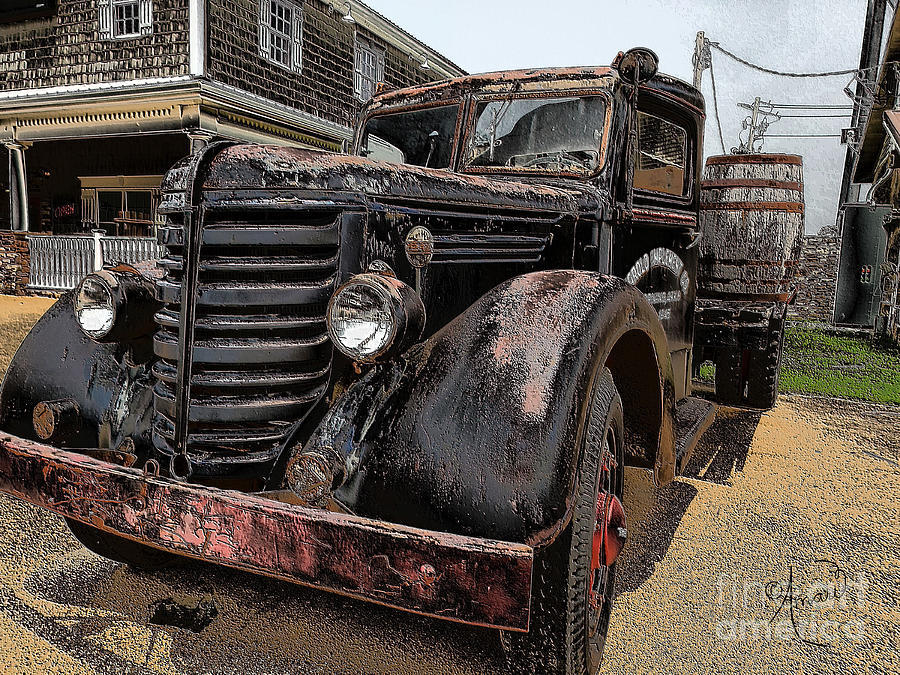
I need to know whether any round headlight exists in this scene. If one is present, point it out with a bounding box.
[75,274,115,339]
[327,273,426,362]
[73,268,160,343]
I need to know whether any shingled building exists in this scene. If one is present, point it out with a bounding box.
[0,0,463,236]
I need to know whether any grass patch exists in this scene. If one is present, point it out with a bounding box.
[780,323,900,405]
[696,360,716,383]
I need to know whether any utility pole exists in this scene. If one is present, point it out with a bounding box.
[735,98,784,153]
[692,31,707,88]
[747,97,761,151]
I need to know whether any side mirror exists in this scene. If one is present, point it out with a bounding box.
[613,47,659,86]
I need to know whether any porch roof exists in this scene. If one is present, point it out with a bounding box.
[0,76,352,152]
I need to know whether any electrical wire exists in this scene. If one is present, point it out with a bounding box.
[775,113,852,118]
[708,52,727,154]
[765,134,844,138]
[765,104,854,110]
[711,42,865,78]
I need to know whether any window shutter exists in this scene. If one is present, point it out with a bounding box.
[139,0,153,36]
[292,10,303,72]
[98,0,112,40]
[353,40,362,97]
[258,0,267,58]
[377,50,385,83]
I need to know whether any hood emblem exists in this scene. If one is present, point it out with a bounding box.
[405,226,434,268]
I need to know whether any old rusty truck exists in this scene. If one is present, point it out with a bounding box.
[0,48,802,673]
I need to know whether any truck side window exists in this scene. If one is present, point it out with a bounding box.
[361,104,459,169]
[633,112,687,197]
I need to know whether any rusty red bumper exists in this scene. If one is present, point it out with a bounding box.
[0,434,533,631]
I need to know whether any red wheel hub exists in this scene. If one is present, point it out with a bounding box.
[590,492,626,610]
[593,494,627,568]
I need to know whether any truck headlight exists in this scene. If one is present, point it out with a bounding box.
[327,273,426,362]
[75,273,116,339]
[74,269,159,342]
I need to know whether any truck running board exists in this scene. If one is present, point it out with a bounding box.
[0,434,533,632]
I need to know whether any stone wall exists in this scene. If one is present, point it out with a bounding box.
[788,235,840,323]
[207,0,437,128]
[0,0,190,91]
[0,231,30,295]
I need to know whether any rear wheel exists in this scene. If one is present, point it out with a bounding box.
[65,518,178,571]
[744,325,785,409]
[505,367,625,674]
[714,346,745,406]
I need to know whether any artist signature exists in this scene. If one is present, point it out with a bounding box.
[764,559,863,646]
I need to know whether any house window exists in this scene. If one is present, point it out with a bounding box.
[80,176,164,237]
[0,1,58,24]
[354,37,384,102]
[99,0,152,40]
[259,0,303,73]
[113,0,140,37]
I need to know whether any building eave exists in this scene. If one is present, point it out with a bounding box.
[0,76,352,150]
[322,0,465,79]
[855,9,900,183]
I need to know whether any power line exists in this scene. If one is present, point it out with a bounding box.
[765,134,844,138]
[775,113,852,118]
[708,52,727,153]
[765,104,854,110]
[711,42,866,78]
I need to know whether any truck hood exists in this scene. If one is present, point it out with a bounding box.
[165,144,604,214]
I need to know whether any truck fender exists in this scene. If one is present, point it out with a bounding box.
[0,293,155,454]
[304,270,677,546]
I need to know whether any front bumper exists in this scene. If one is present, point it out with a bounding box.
[0,433,533,631]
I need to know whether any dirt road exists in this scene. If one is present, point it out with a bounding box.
[0,296,898,674]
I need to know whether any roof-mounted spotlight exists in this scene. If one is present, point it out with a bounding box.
[420,54,431,71]
[342,2,356,24]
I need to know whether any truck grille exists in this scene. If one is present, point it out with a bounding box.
[151,208,339,474]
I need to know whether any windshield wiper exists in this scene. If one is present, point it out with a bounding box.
[424,130,440,168]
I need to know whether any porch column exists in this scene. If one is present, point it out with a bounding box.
[4,141,28,232]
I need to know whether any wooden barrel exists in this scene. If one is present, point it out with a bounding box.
[697,154,805,301]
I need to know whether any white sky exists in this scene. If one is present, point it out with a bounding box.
[366,0,874,233]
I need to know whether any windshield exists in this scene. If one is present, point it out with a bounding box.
[360,104,459,169]
[464,95,608,176]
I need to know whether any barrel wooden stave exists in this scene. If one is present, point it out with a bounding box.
[698,154,805,301]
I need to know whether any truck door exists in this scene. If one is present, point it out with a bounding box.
[614,96,702,400]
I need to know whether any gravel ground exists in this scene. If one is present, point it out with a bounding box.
[0,295,898,674]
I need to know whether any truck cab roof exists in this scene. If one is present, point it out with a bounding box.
[367,65,705,116]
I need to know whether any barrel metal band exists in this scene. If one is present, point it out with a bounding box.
[699,201,805,214]
[705,154,803,166]
[701,179,803,191]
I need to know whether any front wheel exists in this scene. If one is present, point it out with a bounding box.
[506,367,626,674]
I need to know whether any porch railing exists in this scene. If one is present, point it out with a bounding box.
[100,236,166,267]
[26,231,164,291]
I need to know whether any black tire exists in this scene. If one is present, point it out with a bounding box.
[505,367,625,674]
[744,326,785,410]
[714,346,746,407]
[65,518,179,571]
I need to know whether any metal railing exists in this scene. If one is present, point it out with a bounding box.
[27,231,163,291]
